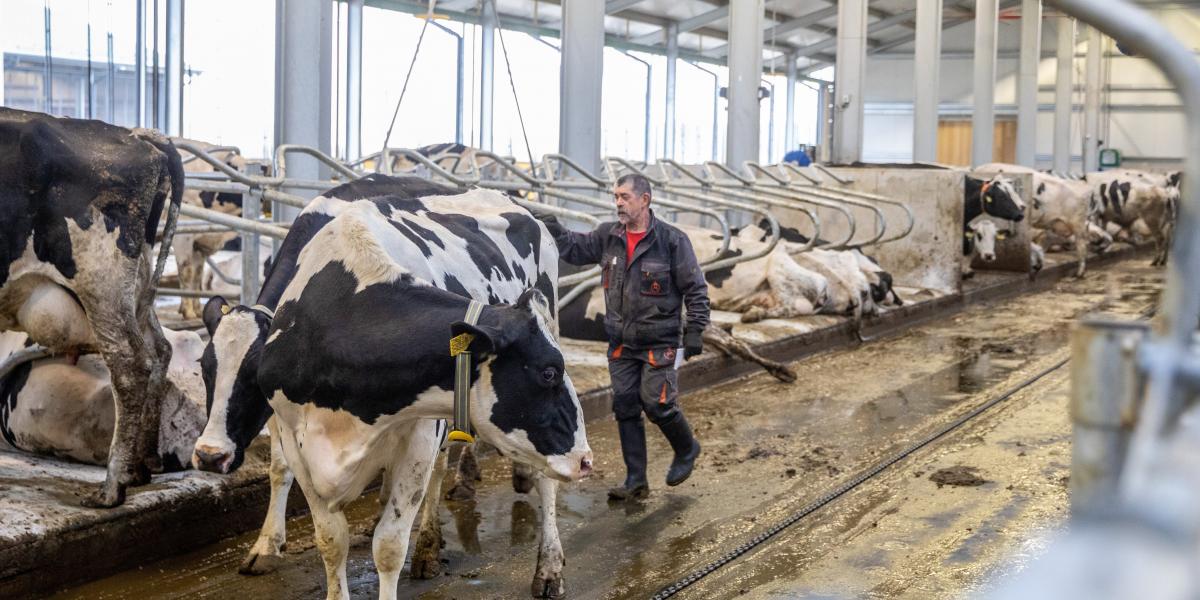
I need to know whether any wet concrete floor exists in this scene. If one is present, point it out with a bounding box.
[50,258,1162,600]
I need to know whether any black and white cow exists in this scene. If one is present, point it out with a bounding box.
[1085,171,1179,266]
[962,218,1007,278]
[0,108,183,507]
[0,328,206,471]
[192,174,590,599]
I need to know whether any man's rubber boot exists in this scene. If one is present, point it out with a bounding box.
[659,414,701,487]
[608,418,649,501]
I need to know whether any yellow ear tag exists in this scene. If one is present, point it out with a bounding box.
[450,332,475,357]
[220,304,231,315]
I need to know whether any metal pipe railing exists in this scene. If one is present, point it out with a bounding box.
[274,144,363,182]
[776,162,916,245]
[744,161,889,247]
[178,204,289,239]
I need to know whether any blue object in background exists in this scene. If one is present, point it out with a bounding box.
[783,148,812,166]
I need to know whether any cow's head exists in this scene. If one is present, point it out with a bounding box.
[453,289,592,482]
[982,176,1026,222]
[192,296,273,474]
[968,219,1007,262]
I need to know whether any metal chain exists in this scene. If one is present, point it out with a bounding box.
[651,354,1073,599]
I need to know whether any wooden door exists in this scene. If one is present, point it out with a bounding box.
[936,118,1017,166]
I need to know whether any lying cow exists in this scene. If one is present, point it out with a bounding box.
[0,108,183,507]
[977,163,1093,275]
[193,174,590,599]
[0,328,206,470]
[1085,172,1179,266]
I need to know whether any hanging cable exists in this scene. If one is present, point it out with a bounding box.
[334,2,342,159]
[380,0,440,155]
[491,1,535,170]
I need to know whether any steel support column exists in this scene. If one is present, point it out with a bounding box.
[274,0,332,219]
[558,0,605,172]
[43,5,52,112]
[833,0,868,164]
[165,0,184,136]
[784,53,797,152]
[665,22,678,159]
[1054,17,1074,173]
[913,0,942,162]
[480,0,496,151]
[1016,0,1041,166]
[726,0,764,167]
[1083,24,1103,172]
[345,0,363,160]
[135,0,146,127]
[971,0,998,166]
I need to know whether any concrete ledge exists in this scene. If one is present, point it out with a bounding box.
[0,247,1145,598]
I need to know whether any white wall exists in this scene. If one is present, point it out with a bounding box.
[859,7,1198,169]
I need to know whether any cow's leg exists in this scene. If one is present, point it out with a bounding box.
[136,293,172,473]
[240,417,294,575]
[512,460,536,494]
[410,449,448,579]
[375,424,440,599]
[531,473,566,598]
[79,287,155,507]
[1074,233,1089,277]
[446,444,480,500]
[308,497,351,600]
[177,246,204,319]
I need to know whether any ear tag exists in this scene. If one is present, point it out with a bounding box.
[220,304,231,315]
[450,332,475,357]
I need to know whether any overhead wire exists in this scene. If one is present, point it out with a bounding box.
[490,0,536,171]
[380,0,440,155]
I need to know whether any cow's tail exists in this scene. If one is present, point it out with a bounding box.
[134,129,185,301]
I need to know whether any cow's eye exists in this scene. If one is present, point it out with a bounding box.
[540,367,558,384]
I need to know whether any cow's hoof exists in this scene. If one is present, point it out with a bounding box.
[532,573,566,598]
[81,484,126,508]
[512,470,535,495]
[740,307,766,323]
[239,551,286,575]
[409,551,443,579]
[445,481,476,501]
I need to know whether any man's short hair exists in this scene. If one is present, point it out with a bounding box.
[616,173,652,200]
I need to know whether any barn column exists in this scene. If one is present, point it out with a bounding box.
[726,0,764,167]
[1053,17,1074,173]
[558,0,605,173]
[912,0,942,163]
[971,0,998,166]
[345,0,363,160]
[784,52,797,153]
[164,0,184,136]
[833,0,868,164]
[1083,24,1103,173]
[664,22,679,159]
[480,0,496,151]
[274,0,332,219]
[1016,0,1041,167]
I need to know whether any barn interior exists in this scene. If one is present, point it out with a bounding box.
[1,1,1198,599]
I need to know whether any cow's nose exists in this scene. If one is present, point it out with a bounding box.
[193,445,231,473]
[1013,213,1025,222]
[983,253,996,261]
[580,454,594,478]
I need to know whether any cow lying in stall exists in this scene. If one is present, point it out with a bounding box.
[0,108,184,507]
[0,329,207,471]
[1085,169,1180,266]
[192,174,590,599]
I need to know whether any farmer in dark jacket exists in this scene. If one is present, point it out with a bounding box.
[540,173,709,501]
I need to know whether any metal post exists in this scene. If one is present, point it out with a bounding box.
[345,0,362,160]
[107,32,116,123]
[240,168,262,304]
[972,0,998,166]
[165,0,184,136]
[453,26,465,144]
[1083,24,1103,172]
[1070,318,1147,516]
[665,22,679,159]
[558,0,605,173]
[152,0,160,130]
[622,52,652,161]
[913,0,942,162]
[763,79,775,163]
[480,0,496,151]
[784,53,797,153]
[135,0,146,127]
[688,61,721,162]
[726,0,764,167]
[1016,0,1041,167]
[833,0,868,164]
[817,81,833,163]
[43,4,52,113]
[274,0,333,219]
[1054,17,1074,173]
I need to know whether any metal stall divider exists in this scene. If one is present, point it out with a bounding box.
[771,162,916,246]
[743,161,889,248]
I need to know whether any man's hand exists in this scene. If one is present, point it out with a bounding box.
[684,329,703,360]
[533,212,567,239]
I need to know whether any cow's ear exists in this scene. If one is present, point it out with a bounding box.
[450,321,507,355]
[516,288,550,315]
[997,231,1009,240]
[203,296,230,335]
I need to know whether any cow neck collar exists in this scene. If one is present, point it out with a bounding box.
[251,304,275,320]
[447,299,485,446]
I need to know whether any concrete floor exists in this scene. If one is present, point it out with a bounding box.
[46,256,1161,599]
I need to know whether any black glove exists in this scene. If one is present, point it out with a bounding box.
[684,329,704,360]
[533,212,567,239]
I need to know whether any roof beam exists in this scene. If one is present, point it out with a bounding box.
[628,5,729,45]
[794,8,917,59]
[699,5,839,58]
[605,0,646,14]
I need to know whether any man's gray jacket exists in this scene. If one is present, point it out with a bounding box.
[551,212,710,350]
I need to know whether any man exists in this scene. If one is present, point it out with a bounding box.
[783,145,812,167]
[540,173,708,501]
